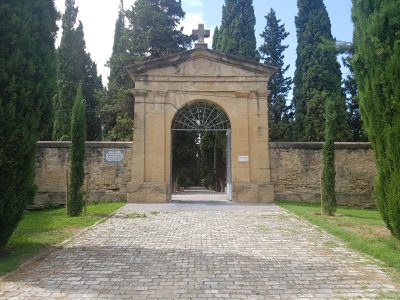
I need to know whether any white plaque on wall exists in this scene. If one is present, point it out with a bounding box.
[104,149,126,164]
[238,156,249,163]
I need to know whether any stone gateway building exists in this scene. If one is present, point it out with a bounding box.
[125,48,277,203]
[32,36,377,208]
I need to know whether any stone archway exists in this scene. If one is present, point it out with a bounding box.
[170,100,232,200]
[125,48,277,203]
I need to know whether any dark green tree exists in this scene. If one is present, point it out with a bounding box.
[321,98,336,216]
[53,0,102,141]
[125,0,192,59]
[172,132,200,190]
[83,53,103,141]
[213,0,258,61]
[352,0,400,238]
[199,132,227,192]
[101,3,134,141]
[68,87,86,217]
[292,0,350,141]
[212,26,220,50]
[342,55,367,142]
[53,0,84,140]
[109,2,128,84]
[259,9,293,141]
[102,0,191,141]
[0,0,57,247]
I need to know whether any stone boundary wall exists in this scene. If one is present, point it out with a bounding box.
[34,141,376,208]
[34,142,133,208]
[269,142,376,207]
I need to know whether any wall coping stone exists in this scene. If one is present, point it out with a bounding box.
[37,141,133,148]
[269,142,371,150]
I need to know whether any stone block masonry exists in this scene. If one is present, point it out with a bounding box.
[34,142,133,208]
[270,142,376,207]
[34,142,376,207]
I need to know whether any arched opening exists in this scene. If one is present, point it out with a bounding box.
[171,101,232,201]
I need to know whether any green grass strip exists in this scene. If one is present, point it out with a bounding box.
[0,202,125,276]
[277,201,400,283]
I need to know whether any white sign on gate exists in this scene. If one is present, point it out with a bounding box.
[238,155,249,163]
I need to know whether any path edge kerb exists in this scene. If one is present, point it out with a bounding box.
[0,204,127,282]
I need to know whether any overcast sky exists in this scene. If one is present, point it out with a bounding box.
[54,0,353,86]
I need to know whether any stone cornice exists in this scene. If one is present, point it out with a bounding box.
[125,48,278,77]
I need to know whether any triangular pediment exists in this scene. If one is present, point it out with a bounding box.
[125,48,277,78]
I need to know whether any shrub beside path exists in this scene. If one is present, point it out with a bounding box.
[0,201,398,299]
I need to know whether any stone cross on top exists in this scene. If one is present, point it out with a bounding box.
[192,24,210,49]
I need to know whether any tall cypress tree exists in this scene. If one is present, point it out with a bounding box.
[0,0,57,247]
[109,2,127,85]
[213,0,258,61]
[342,55,366,142]
[352,0,400,238]
[101,2,134,141]
[53,0,102,141]
[322,98,336,216]
[68,86,86,217]
[259,9,293,141]
[53,0,83,140]
[292,0,350,141]
[83,53,103,141]
[212,26,220,51]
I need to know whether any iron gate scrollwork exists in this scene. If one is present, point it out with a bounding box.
[172,102,231,131]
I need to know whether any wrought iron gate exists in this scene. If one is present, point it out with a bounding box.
[171,101,232,200]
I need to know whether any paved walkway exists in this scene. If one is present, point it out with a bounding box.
[0,201,398,299]
[171,187,228,202]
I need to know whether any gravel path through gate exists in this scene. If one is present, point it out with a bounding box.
[0,201,398,299]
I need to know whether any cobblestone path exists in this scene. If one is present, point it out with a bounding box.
[0,203,398,299]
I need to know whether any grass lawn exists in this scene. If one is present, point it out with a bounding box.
[278,201,400,282]
[0,202,125,276]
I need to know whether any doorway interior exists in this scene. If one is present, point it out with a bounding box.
[170,101,232,201]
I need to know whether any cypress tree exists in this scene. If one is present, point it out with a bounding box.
[53,0,102,141]
[342,55,367,142]
[0,0,57,247]
[212,27,220,50]
[83,53,103,141]
[68,87,86,217]
[213,0,258,61]
[352,0,400,238]
[101,3,134,141]
[199,132,227,192]
[259,9,293,141]
[109,3,127,84]
[321,98,336,216]
[53,0,84,140]
[293,0,350,141]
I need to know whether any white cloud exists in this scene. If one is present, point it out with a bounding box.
[54,0,213,84]
[181,12,204,35]
[183,0,203,7]
[180,12,214,48]
[55,0,136,85]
